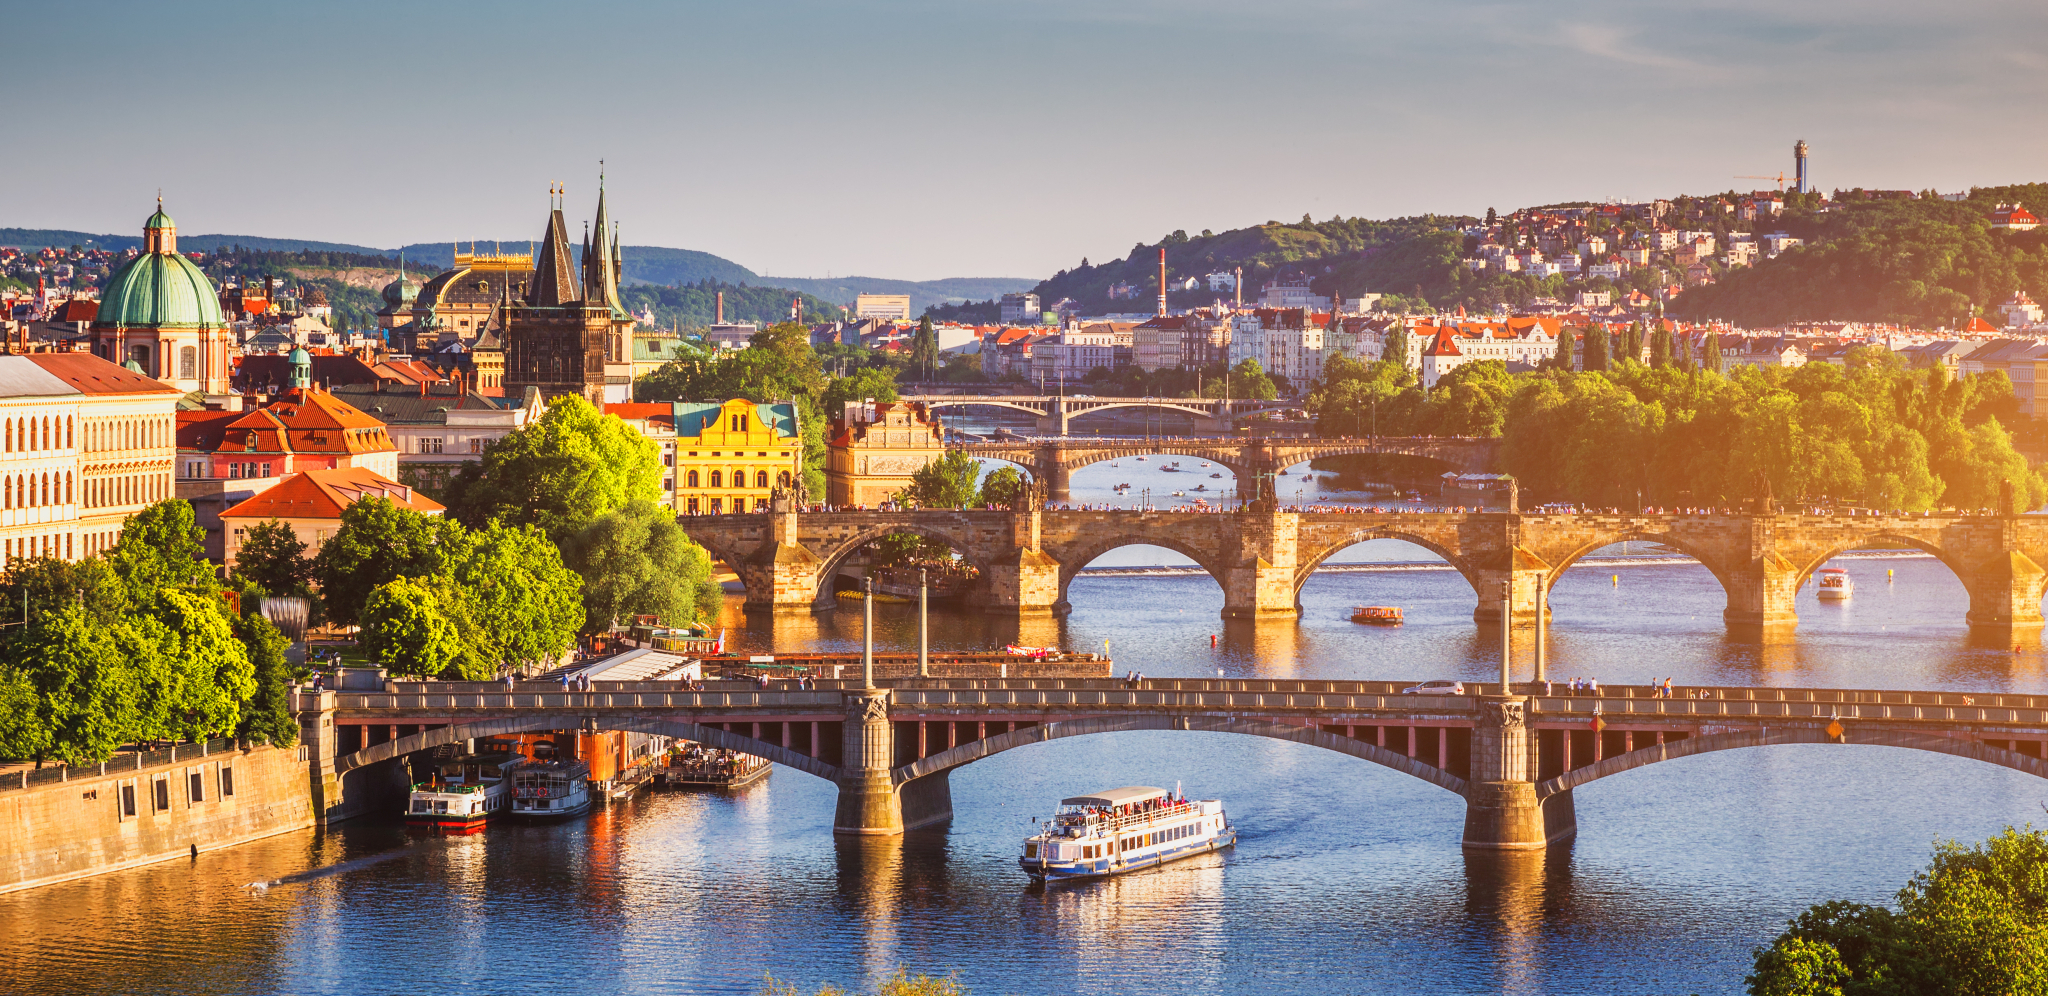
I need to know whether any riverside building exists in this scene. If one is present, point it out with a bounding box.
[673,399,801,513]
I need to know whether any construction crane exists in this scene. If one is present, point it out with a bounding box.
[1735,172,1788,191]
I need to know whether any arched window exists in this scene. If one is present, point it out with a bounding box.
[686,470,699,488]
[5,419,12,453]
[38,417,47,450]
[63,472,70,505]
[778,471,792,488]
[709,470,722,488]
[755,470,770,489]
[64,416,71,449]
[5,476,12,509]
[41,473,49,506]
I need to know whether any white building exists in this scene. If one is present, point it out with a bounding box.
[1257,276,1329,312]
[853,294,912,320]
[999,292,1042,324]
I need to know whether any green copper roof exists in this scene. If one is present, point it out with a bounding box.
[96,251,225,329]
[146,207,174,229]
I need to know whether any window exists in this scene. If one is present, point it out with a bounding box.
[709,471,722,488]
[710,498,723,513]
[730,415,745,432]
[189,771,204,803]
[261,463,272,477]
[152,778,170,812]
[220,766,234,797]
[754,498,770,510]
[662,454,673,467]
[662,478,672,491]
[469,438,483,454]
[121,784,136,818]
[686,470,699,488]
[755,470,770,489]
[180,346,196,380]
[687,497,699,513]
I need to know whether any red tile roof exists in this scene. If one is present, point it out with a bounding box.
[221,466,444,521]
[24,352,179,395]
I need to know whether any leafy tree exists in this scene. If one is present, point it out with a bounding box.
[910,315,938,373]
[900,450,982,509]
[311,498,460,627]
[1382,324,1409,367]
[441,522,583,676]
[1582,326,1611,371]
[8,607,146,763]
[1704,332,1724,373]
[980,465,1028,509]
[822,366,900,415]
[1650,324,1673,368]
[360,578,460,679]
[231,519,313,598]
[0,663,50,761]
[1228,358,1279,401]
[234,613,296,747]
[564,500,717,634]
[1550,326,1573,371]
[444,394,662,539]
[107,500,214,606]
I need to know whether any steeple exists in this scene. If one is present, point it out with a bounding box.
[527,185,579,307]
[584,168,627,318]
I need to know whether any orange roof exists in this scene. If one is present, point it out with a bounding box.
[221,467,444,521]
[24,352,179,395]
[181,388,393,458]
[604,402,674,427]
[1965,317,1999,333]
[1423,327,1463,357]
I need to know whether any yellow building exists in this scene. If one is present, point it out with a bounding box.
[826,400,946,506]
[673,399,801,514]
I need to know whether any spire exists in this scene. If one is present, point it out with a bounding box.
[527,194,579,307]
[584,172,626,318]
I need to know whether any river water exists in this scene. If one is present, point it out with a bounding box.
[6,468,2048,995]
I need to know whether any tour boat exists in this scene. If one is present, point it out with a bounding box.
[1021,785,1233,882]
[509,758,593,820]
[1350,606,1404,625]
[406,751,520,832]
[1817,568,1853,600]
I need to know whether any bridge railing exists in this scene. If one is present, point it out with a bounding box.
[1,737,247,793]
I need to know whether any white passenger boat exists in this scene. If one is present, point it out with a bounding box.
[406,752,519,832]
[1817,567,1853,600]
[509,759,593,820]
[1020,785,1234,882]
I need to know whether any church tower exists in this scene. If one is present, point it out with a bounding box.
[502,178,636,404]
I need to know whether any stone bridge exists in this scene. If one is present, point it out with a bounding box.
[903,394,1292,435]
[299,678,2048,850]
[948,435,1498,502]
[680,503,2048,635]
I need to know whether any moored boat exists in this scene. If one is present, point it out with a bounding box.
[509,758,593,820]
[1350,606,1403,624]
[1817,568,1853,600]
[406,751,519,832]
[1020,785,1233,882]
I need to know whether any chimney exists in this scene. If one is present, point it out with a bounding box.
[716,291,724,324]
[1157,247,1168,317]
[1235,266,1243,309]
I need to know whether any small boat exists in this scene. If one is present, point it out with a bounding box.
[1135,456,1146,461]
[510,758,593,820]
[838,589,911,604]
[1200,462,1210,468]
[1192,484,1208,492]
[406,751,520,832]
[1022,785,1233,882]
[658,746,770,791]
[1816,568,1853,600]
[1171,491,1185,497]
[1161,465,1180,473]
[1351,606,1404,625]
[1209,473,1223,479]
[1302,474,1313,481]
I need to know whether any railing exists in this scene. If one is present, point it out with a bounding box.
[318,678,2048,729]
[1,737,245,792]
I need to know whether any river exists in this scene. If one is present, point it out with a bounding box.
[5,469,2046,995]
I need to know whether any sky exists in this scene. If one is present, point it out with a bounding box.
[8,0,2046,282]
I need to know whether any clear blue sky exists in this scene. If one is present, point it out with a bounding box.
[10,0,2044,281]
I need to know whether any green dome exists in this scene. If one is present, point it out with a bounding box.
[146,207,174,229]
[96,251,225,329]
[381,274,418,308]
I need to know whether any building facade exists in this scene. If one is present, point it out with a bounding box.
[673,399,801,514]
[89,203,236,396]
[826,400,945,507]
[219,467,444,571]
[502,188,635,404]
[0,353,181,563]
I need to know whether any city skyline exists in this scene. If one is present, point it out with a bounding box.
[5,0,2046,281]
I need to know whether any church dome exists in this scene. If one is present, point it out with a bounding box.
[381,273,419,308]
[96,250,225,329]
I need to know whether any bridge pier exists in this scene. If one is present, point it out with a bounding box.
[1222,509,1301,620]
[833,690,956,834]
[1462,697,1575,850]
[1963,551,2048,638]
[1470,549,1552,626]
[1721,552,1802,634]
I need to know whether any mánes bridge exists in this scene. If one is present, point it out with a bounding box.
[901,393,1295,436]
[943,434,1498,502]
[682,499,2048,634]
[300,677,2048,850]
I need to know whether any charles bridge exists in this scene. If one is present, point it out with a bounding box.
[679,499,2048,634]
[901,393,1295,436]
[301,677,2048,850]
[945,434,1498,502]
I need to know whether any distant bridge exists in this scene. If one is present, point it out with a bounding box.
[902,394,1293,435]
[944,435,1499,502]
[301,678,2048,849]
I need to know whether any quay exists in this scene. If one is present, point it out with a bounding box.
[700,651,1111,680]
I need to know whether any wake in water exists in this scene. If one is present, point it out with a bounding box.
[247,847,414,895]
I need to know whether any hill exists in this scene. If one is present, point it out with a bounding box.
[1671,184,2048,327]
[759,275,1037,317]
[618,281,844,331]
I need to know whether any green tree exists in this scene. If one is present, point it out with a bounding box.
[900,450,982,509]
[0,663,48,761]
[444,394,663,539]
[1650,324,1673,368]
[360,578,460,678]
[565,500,718,633]
[1228,358,1279,401]
[7,607,146,764]
[1582,326,1611,371]
[231,519,313,597]
[822,366,900,415]
[441,521,583,676]
[1704,332,1724,373]
[1551,327,1574,371]
[107,500,214,606]
[980,465,1028,509]
[1382,324,1410,368]
[234,613,297,747]
[910,315,938,373]
[147,589,255,743]
[311,498,460,627]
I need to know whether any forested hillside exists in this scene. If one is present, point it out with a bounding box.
[1672,184,2048,327]
[618,281,844,330]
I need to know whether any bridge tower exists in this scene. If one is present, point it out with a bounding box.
[1461,695,1575,849]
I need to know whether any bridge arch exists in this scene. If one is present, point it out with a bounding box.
[1544,529,1739,595]
[1789,532,1972,590]
[1537,727,2048,799]
[1291,528,1483,600]
[890,714,1470,797]
[811,522,994,605]
[1050,533,1234,610]
[919,399,1052,420]
[333,715,842,782]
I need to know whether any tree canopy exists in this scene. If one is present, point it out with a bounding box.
[563,500,721,634]
[442,394,663,540]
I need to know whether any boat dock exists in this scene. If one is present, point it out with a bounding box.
[700,651,1112,680]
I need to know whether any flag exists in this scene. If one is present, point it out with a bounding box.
[715,628,726,654]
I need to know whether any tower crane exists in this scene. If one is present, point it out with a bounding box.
[1734,173,1788,191]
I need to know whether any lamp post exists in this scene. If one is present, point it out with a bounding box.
[1499,582,1513,692]
[918,569,929,678]
[862,577,875,688]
